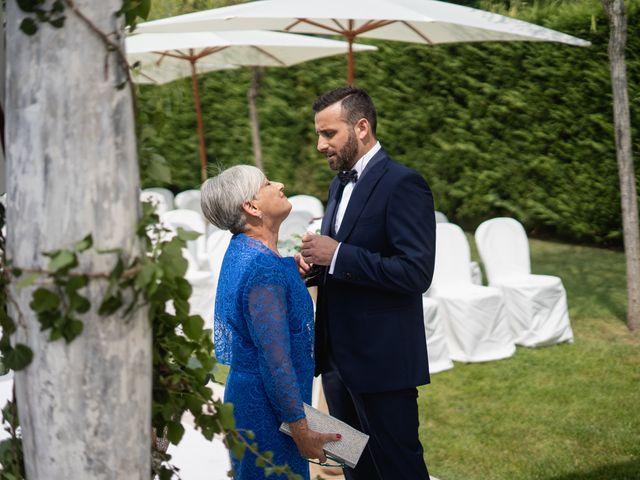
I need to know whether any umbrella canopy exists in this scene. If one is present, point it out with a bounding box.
[135,0,590,84]
[126,30,377,180]
[127,30,376,84]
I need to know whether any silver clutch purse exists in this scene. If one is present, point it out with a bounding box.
[279,403,369,469]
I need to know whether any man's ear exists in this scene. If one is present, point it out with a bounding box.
[355,118,370,141]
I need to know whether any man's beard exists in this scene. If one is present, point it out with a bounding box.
[333,130,359,171]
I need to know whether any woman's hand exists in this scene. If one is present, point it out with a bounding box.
[294,253,312,278]
[288,418,341,463]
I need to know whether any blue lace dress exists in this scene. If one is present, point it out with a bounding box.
[215,234,314,480]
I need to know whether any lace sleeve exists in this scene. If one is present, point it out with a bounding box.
[245,266,305,423]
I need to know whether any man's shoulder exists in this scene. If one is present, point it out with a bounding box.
[379,152,427,184]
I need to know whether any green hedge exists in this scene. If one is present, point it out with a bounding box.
[136,0,639,246]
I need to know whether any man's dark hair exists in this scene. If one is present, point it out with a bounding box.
[312,86,377,135]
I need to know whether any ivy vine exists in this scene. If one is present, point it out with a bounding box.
[3,1,308,478]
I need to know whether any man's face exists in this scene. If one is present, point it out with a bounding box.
[314,102,359,172]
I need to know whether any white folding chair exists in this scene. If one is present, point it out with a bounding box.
[428,223,515,363]
[175,189,203,217]
[288,194,324,219]
[422,296,454,374]
[161,209,209,271]
[475,218,574,347]
[143,187,174,211]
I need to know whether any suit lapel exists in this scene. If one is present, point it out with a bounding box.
[321,178,341,236]
[335,151,388,242]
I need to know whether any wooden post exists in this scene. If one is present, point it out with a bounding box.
[5,2,152,478]
[248,66,264,171]
[190,57,208,182]
[602,0,639,331]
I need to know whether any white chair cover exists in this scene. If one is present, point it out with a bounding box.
[288,194,324,219]
[177,249,216,328]
[203,229,233,324]
[422,296,454,374]
[279,210,314,242]
[307,218,323,236]
[0,374,13,441]
[140,190,169,216]
[430,223,515,362]
[434,210,449,223]
[175,189,203,216]
[475,217,574,347]
[166,383,230,480]
[161,209,208,271]
[143,187,175,211]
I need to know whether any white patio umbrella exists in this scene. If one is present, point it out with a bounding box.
[126,30,377,180]
[134,0,590,85]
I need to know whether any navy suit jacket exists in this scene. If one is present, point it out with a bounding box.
[314,148,436,393]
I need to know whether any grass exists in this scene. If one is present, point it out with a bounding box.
[421,237,640,480]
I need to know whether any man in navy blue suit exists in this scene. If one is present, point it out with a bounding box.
[298,86,436,480]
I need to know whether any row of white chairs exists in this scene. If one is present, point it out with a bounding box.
[141,190,325,329]
[424,217,574,371]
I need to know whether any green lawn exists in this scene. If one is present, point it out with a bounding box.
[422,238,640,480]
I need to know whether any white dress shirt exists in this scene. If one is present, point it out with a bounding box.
[329,142,381,274]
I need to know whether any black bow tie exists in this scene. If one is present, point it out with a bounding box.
[337,169,358,186]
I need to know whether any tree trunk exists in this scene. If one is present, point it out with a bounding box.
[5,2,152,478]
[602,0,640,331]
[247,66,264,171]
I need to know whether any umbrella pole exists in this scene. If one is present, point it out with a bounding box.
[347,34,355,85]
[190,60,208,182]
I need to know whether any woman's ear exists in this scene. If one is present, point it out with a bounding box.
[242,201,262,219]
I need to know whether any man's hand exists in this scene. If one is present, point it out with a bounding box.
[300,233,338,266]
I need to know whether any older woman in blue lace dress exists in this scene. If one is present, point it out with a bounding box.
[201,165,339,480]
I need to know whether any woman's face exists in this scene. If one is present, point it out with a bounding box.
[253,178,292,222]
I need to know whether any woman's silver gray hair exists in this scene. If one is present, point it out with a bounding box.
[200,165,266,234]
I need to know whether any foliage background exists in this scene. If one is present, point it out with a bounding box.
[135,0,639,246]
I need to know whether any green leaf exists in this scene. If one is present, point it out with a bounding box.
[52,0,65,13]
[73,234,93,253]
[98,292,123,316]
[166,421,185,444]
[62,319,83,342]
[49,327,63,342]
[135,262,157,290]
[228,435,246,461]
[175,277,193,301]
[133,0,151,21]
[183,315,204,341]
[49,16,65,28]
[217,402,235,430]
[30,288,60,313]
[3,344,33,371]
[176,227,200,242]
[16,0,37,12]
[66,274,89,292]
[20,17,38,35]
[16,273,38,289]
[68,292,91,314]
[48,250,78,274]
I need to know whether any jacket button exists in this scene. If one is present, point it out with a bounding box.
[345,272,352,280]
